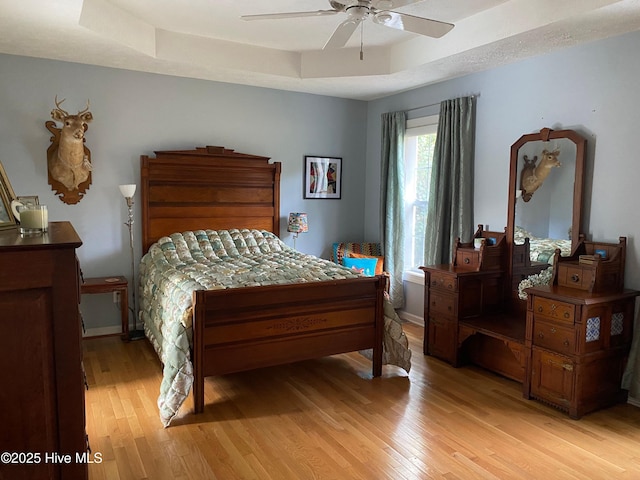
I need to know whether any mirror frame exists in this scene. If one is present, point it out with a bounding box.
[506,127,586,291]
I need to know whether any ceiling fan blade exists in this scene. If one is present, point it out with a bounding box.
[323,19,361,49]
[371,0,421,9]
[242,10,339,21]
[374,11,454,38]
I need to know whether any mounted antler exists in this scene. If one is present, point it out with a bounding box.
[77,99,90,116]
[52,95,69,118]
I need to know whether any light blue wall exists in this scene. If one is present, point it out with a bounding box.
[0,53,368,333]
[365,30,640,292]
[4,29,640,333]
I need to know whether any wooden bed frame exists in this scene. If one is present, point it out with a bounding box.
[140,146,385,414]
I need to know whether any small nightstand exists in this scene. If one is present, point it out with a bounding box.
[81,276,129,340]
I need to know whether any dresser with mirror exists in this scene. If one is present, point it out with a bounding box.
[421,127,638,418]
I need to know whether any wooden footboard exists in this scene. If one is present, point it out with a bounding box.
[191,276,385,413]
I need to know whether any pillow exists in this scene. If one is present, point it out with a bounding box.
[347,253,384,275]
[342,257,378,276]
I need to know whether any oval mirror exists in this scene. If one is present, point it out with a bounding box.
[506,128,586,296]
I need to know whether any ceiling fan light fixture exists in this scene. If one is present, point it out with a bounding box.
[375,12,393,24]
[243,0,455,49]
[346,5,369,21]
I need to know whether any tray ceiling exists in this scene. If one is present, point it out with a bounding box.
[1,0,640,100]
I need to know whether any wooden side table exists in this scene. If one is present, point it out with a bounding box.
[81,276,129,340]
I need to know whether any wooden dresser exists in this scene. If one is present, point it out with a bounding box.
[422,226,513,370]
[525,285,637,418]
[0,222,87,479]
[524,238,637,418]
[423,230,638,419]
[421,265,505,365]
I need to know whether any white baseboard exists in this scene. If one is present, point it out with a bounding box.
[397,310,423,326]
[83,325,123,338]
[628,396,640,408]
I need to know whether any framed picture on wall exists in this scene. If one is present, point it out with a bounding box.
[17,195,40,207]
[303,156,342,199]
[0,161,17,230]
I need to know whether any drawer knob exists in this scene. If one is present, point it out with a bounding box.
[464,258,470,264]
[550,327,556,334]
[548,359,574,371]
[538,332,544,339]
[564,312,570,319]
[564,339,570,347]
[537,306,543,313]
[571,274,580,283]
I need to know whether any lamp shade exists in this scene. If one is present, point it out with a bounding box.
[287,212,308,234]
[119,184,137,198]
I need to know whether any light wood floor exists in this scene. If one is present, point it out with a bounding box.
[84,323,640,479]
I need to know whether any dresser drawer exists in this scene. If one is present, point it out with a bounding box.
[429,272,457,292]
[557,264,595,291]
[455,248,480,269]
[429,291,457,316]
[532,297,575,324]
[533,319,576,354]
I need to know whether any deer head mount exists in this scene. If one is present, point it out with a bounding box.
[519,148,561,202]
[45,96,93,204]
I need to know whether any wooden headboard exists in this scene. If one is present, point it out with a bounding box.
[140,146,281,253]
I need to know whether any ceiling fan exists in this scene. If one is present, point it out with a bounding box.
[241,0,454,50]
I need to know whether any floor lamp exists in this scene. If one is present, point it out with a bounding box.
[119,184,144,341]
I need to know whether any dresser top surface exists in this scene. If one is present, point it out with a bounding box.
[526,284,640,304]
[420,264,503,277]
[0,221,82,250]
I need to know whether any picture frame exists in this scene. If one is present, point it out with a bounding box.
[304,156,342,199]
[17,195,40,207]
[0,161,17,230]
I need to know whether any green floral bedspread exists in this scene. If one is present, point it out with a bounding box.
[514,226,572,264]
[139,229,411,427]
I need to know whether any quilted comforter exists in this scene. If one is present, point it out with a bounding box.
[514,226,572,264]
[139,229,412,426]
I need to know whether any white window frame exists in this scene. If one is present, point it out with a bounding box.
[404,114,438,272]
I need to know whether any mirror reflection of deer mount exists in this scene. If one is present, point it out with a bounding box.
[519,147,561,202]
[45,97,93,205]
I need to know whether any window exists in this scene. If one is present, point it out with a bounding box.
[404,115,438,270]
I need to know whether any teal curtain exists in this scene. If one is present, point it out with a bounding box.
[380,111,406,308]
[424,96,476,265]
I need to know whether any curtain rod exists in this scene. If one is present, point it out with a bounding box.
[403,93,480,113]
